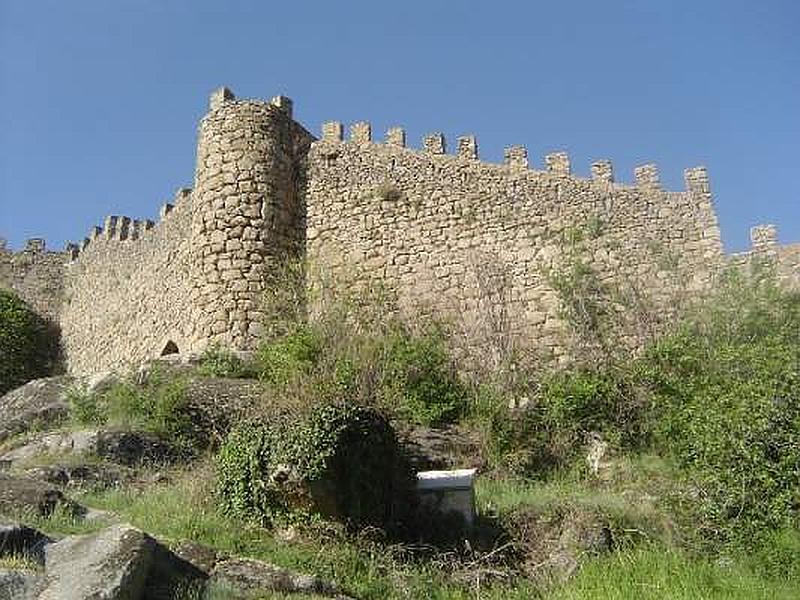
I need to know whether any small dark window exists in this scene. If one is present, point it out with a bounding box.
[160,340,179,356]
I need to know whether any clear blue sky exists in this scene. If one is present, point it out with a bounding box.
[1,0,798,252]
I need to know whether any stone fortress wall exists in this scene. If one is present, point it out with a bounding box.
[306,123,724,361]
[0,88,798,374]
[0,238,66,322]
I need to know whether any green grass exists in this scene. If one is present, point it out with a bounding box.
[550,545,800,600]
[0,554,42,572]
[75,463,537,599]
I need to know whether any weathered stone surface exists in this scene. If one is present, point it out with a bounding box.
[0,430,98,465]
[0,474,83,518]
[210,557,348,598]
[95,430,180,467]
[1,92,798,376]
[0,376,73,443]
[172,540,221,574]
[398,424,484,471]
[39,524,155,600]
[23,463,131,489]
[0,568,42,600]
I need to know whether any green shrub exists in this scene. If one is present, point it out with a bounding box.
[640,273,800,547]
[217,403,413,530]
[484,369,648,476]
[69,375,198,450]
[256,308,466,427]
[197,343,256,378]
[640,277,800,549]
[257,324,323,386]
[0,288,59,394]
[380,326,467,426]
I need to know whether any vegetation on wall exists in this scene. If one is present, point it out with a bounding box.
[216,402,413,529]
[0,288,59,394]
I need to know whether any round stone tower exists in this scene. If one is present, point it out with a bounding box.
[190,87,314,352]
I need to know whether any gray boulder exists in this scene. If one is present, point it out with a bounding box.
[0,428,180,469]
[0,568,42,600]
[38,523,206,600]
[39,524,155,600]
[0,377,73,444]
[210,557,349,598]
[0,430,98,466]
[0,474,83,518]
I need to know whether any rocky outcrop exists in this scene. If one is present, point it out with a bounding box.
[0,377,73,444]
[210,557,351,599]
[0,429,180,470]
[0,521,350,599]
[38,523,206,600]
[0,474,83,518]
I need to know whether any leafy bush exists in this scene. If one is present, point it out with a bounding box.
[0,288,59,394]
[641,274,800,549]
[217,403,413,529]
[256,300,466,427]
[484,369,648,476]
[196,343,257,378]
[69,374,199,450]
[257,324,322,386]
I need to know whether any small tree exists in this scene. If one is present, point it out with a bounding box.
[0,289,58,394]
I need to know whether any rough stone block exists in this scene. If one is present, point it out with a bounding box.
[386,127,406,147]
[322,121,343,141]
[24,238,46,253]
[350,121,372,144]
[457,135,478,160]
[591,160,614,183]
[750,224,777,250]
[684,166,710,194]
[209,87,234,110]
[423,133,446,155]
[545,152,570,175]
[634,163,661,190]
[269,95,293,118]
[504,146,528,169]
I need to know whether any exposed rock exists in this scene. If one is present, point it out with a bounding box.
[23,462,131,489]
[0,521,52,563]
[0,474,83,518]
[0,430,99,465]
[81,371,119,396]
[210,557,349,598]
[180,377,266,447]
[95,430,180,466]
[1,428,181,469]
[172,540,221,574]
[38,523,206,600]
[503,506,613,583]
[585,431,610,477]
[0,377,73,443]
[39,524,155,600]
[0,568,42,600]
[398,424,484,472]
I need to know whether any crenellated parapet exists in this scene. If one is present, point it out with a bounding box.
[11,87,791,376]
[63,187,192,263]
[313,119,714,194]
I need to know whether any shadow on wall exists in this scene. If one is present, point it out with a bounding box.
[0,289,63,394]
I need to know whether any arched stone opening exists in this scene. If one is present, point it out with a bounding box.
[160,340,180,356]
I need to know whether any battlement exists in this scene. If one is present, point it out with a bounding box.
[316,120,706,193]
[3,88,794,376]
[64,187,192,262]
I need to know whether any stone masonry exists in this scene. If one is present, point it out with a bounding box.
[1,89,798,374]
